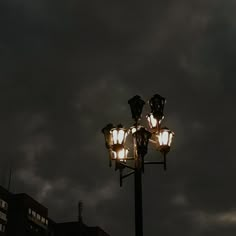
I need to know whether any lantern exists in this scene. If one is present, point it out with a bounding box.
[128,95,145,123]
[134,127,151,157]
[110,125,128,145]
[157,127,174,153]
[149,94,166,120]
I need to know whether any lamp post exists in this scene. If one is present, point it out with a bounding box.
[102,94,174,236]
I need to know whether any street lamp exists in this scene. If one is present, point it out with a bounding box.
[102,94,174,236]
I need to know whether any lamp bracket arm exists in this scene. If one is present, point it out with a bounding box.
[121,170,135,180]
[144,161,165,165]
[119,162,135,170]
[149,139,157,144]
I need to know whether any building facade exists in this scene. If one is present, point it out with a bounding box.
[7,193,49,236]
[54,222,110,236]
[0,186,9,236]
[0,185,110,236]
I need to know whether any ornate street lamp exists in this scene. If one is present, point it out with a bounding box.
[102,94,174,236]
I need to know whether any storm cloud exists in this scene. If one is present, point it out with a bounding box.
[0,0,236,235]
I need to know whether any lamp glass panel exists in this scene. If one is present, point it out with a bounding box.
[158,129,174,147]
[112,148,128,160]
[161,130,169,145]
[168,132,174,146]
[112,129,118,144]
[147,113,158,129]
[131,127,137,134]
[117,148,128,160]
[118,130,125,144]
[111,128,127,145]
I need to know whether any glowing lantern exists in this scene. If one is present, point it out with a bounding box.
[146,113,163,132]
[110,125,128,145]
[112,148,129,161]
[135,127,151,157]
[157,127,174,153]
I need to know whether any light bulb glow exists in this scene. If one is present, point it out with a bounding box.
[159,131,169,145]
[112,148,128,160]
[112,129,118,144]
[147,113,163,131]
[111,128,128,145]
[147,114,158,128]
[118,148,128,160]
[157,128,174,148]
[118,130,125,144]
[131,127,137,134]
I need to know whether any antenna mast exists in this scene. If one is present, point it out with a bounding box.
[7,167,12,192]
[78,201,83,223]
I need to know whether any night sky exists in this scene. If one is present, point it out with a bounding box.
[1,0,236,235]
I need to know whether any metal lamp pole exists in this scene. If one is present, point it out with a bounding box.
[102,94,174,236]
[134,156,143,236]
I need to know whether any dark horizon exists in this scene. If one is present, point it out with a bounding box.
[0,0,236,235]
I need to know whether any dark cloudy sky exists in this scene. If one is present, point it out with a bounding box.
[1,0,236,235]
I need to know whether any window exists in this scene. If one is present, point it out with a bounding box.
[0,224,5,232]
[0,199,8,210]
[32,211,36,217]
[45,219,48,225]
[41,217,45,223]
[36,214,41,221]
[28,208,32,215]
[0,211,7,221]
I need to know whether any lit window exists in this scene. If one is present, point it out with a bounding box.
[32,211,36,217]
[37,214,40,220]
[4,202,8,210]
[0,224,5,232]
[41,217,45,223]
[0,199,8,210]
[45,219,48,225]
[28,208,32,215]
[0,211,7,221]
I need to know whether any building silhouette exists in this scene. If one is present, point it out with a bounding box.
[53,222,110,236]
[0,185,110,236]
[0,186,9,235]
[7,193,48,236]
